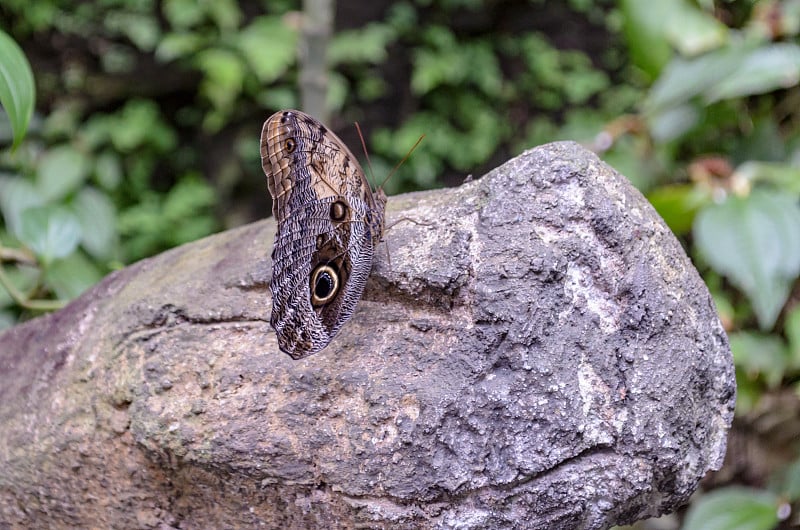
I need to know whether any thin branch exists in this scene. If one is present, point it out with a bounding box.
[0,259,67,312]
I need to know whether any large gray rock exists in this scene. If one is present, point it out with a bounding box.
[0,142,735,529]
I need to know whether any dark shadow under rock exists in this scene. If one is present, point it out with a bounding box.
[0,141,735,529]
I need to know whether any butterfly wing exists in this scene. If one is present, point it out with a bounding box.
[261,110,385,359]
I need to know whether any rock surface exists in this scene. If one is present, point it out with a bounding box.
[0,142,735,529]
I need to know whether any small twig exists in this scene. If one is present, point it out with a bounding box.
[0,245,36,265]
[0,254,67,312]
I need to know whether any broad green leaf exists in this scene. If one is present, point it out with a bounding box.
[734,162,800,197]
[647,184,711,235]
[620,0,726,79]
[330,23,396,65]
[44,252,102,301]
[36,144,91,201]
[682,487,780,530]
[236,16,297,83]
[412,46,461,95]
[257,87,297,113]
[93,151,123,191]
[0,176,45,237]
[413,38,503,97]
[618,0,675,78]
[163,174,216,220]
[734,370,763,414]
[104,12,161,51]
[41,102,81,140]
[694,190,800,329]
[162,0,206,29]
[0,29,35,150]
[770,458,800,503]
[647,103,700,142]
[99,47,136,75]
[646,44,744,113]
[206,0,241,31]
[18,206,82,265]
[155,32,205,62]
[707,43,800,102]
[730,331,789,388]
[195,48,245,111]
[326,71,348,113]
[560,52,609,104]
[71,187,117,260]
[786,461,800,502]
[468,41,504,98]
[664,1,728,56]
[108,99,177,153]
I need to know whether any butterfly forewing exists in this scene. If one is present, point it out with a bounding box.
[260,110,385,359]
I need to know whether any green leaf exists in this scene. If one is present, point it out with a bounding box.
[18,206,82,265]
[104,12,161,52]
[155,32,205,62]
[44,252,102,301]
[162,0,206,29]
[326,71,348,113]
[0,29,36,150]
[109,99,177,152]
[619,0,675,78]
[694,190,800,329]
[730,331,789,389]
[648,103,700,142]
[411,31,502,97]
[163,174,216,221]
[257,87,297,112]
[36,144,91,201]
[71,187,117,260]
[195,48,245,115]
[93,151,123,191]
[682,487,780,530]
[0,176,46,237]
[770,458,800,502]
[706,43,800,102]
[734,162,800,197]
[647,184,711,235]
[734,368,763,414]
[646,44,744,113]
[663,1,728,56]
[786,462,800,502]
[206,0,241,31]
[236,16,297,83]
[620,0,726,79]
[330,23,396,65]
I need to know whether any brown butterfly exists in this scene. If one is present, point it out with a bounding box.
[260,110,387,359]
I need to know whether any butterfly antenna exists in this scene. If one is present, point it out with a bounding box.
[354,121,377,186]
[380,134,425,189]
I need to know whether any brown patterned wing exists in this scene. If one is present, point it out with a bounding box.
[260,110,386,359]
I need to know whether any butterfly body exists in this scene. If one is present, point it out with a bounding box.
[261,110,386,359]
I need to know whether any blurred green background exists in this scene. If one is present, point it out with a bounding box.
[1,0,800,528]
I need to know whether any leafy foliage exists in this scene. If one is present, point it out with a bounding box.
[682,487,783,530]
[0,29,35,150]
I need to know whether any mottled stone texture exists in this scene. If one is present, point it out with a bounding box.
[0,142,734,529]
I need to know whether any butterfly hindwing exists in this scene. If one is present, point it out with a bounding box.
[261,110,385,359]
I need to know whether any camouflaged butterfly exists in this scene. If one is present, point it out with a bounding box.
[261,110,386,359]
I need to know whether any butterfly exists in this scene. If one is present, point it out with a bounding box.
[260,110,387,359]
